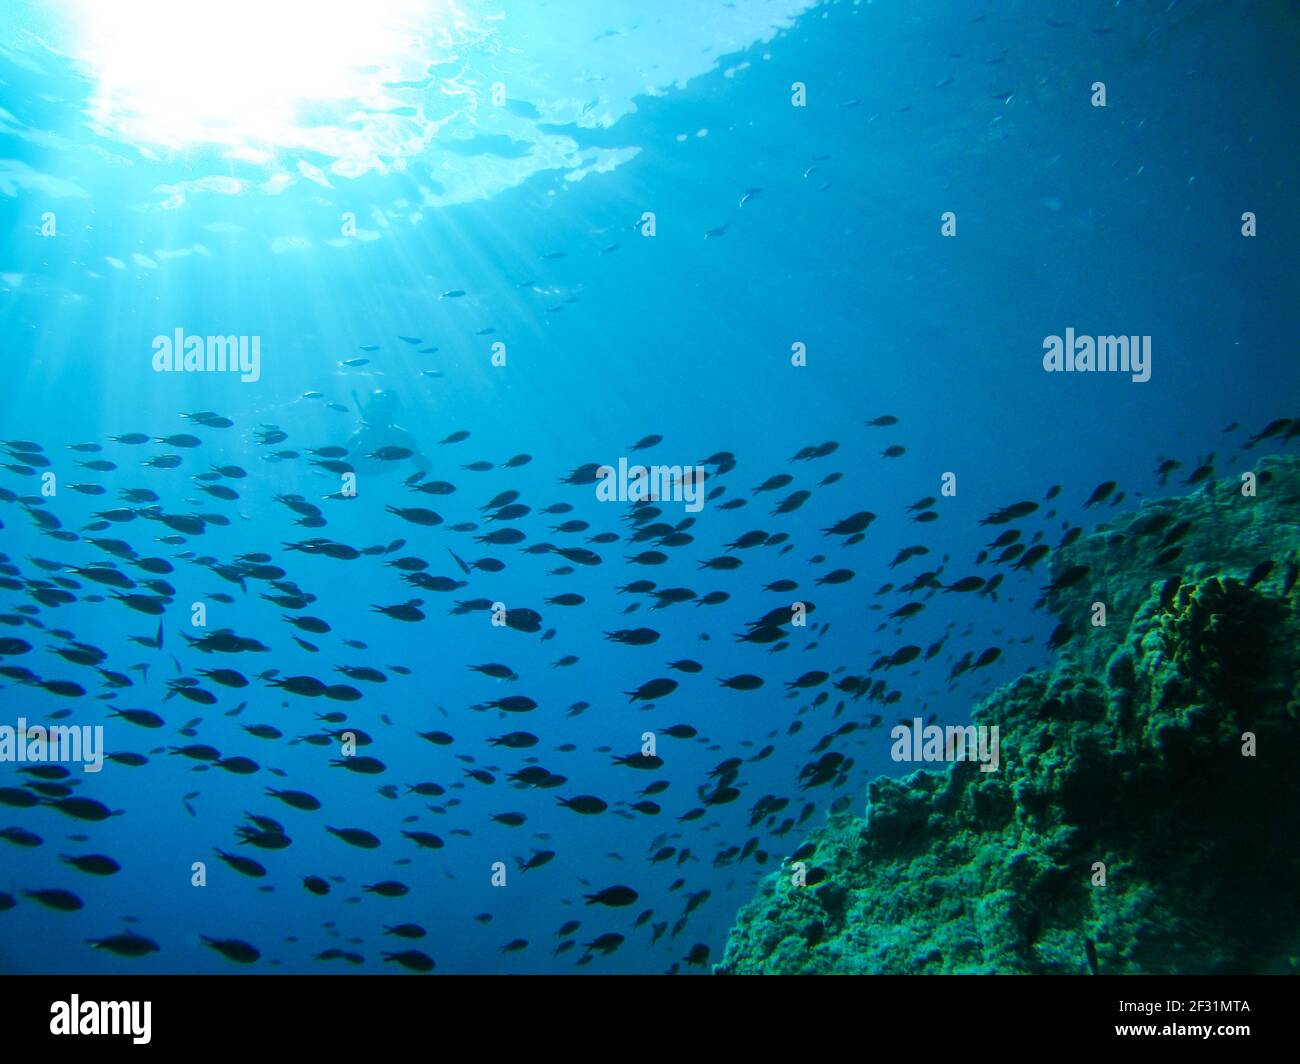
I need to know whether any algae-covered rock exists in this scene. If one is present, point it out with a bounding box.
[718,456,1300,975]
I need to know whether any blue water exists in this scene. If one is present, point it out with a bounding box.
[0,0,1296,974]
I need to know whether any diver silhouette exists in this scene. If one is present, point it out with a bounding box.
[346,389,431,474]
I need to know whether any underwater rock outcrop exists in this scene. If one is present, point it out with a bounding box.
[718,455,1300,974]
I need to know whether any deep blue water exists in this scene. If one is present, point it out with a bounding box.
[0,0,1296,974]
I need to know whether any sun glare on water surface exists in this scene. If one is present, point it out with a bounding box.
[61,0,457,157]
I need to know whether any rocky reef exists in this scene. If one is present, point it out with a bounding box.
[717,455,1300,974]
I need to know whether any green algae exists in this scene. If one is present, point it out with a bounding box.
[718,456,1300,975]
